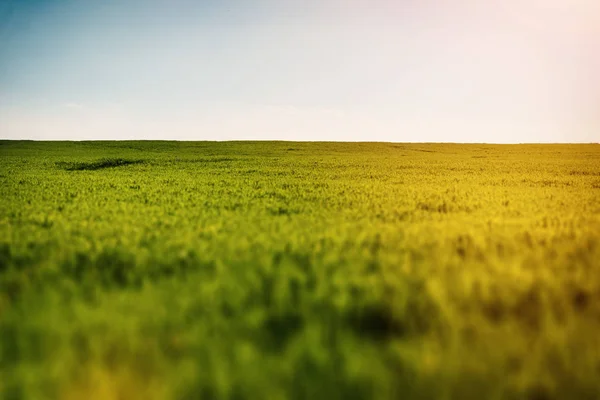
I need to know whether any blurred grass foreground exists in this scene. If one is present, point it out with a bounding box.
[1,141,599,399]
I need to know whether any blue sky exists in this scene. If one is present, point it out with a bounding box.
[0,0,598,142]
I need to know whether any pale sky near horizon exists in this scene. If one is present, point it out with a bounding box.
[0,0,598,142]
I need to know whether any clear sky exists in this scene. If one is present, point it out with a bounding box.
[0,0,598,142]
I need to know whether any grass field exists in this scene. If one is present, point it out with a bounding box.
[1,141,599,400]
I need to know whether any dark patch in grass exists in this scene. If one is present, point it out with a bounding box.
[0,243,12,273]
[569,170,600,177]
[59,248,213,290]
[58,249,140,289]
[528,179,573,187]
[267,207,300,216]
[32,217,54,229]
[395,165,419,170]
[418,200,478,214]
[481,288,543,329]
[527,385,553,400]
[57,158,144,171]
[571,289,590,311]
[417,201,453,214]
[223,202,242,211]
[482,300,506,324]
[347,304,406,341]
[263,312,304,350]
[95,249,139,288]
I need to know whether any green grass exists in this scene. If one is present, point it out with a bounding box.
[56,158,145,171]
[0,141,599,400]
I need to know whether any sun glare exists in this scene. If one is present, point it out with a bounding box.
[501,0,599,34]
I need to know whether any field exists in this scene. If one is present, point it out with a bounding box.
[1,141,599,400]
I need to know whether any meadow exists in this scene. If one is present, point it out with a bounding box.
[1,140,599,400]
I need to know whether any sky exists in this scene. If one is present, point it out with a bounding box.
[0,0,598,142]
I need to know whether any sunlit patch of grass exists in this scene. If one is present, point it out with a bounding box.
[61,364,166,400]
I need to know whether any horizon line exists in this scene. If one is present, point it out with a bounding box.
[1,139,598,145]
